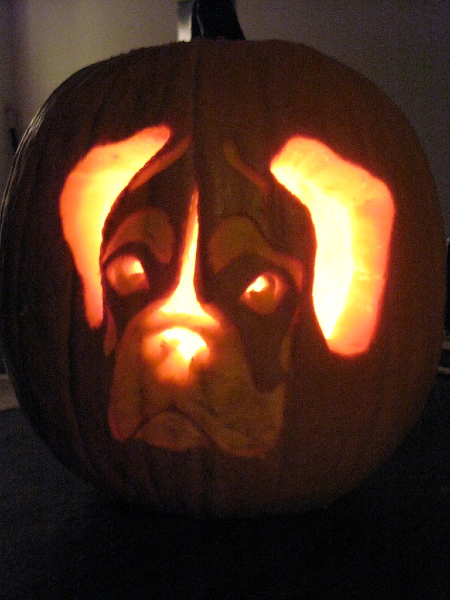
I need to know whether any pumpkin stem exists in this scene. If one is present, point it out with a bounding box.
[191,0,245,40]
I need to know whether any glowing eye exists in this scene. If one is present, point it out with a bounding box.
[105,255,149,296]
[240,272,287,315]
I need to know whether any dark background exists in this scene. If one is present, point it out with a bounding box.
[1,373,449,600]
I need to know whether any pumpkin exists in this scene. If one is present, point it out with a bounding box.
[0,36,445,517]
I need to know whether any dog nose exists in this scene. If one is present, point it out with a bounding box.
[138,191,220,386]
[142,326,211,385]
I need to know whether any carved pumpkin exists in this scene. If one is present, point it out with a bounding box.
[0,39,445,516]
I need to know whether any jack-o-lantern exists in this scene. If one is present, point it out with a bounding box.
[0,31,445,515]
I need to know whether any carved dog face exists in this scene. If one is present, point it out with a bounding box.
[98,142,308,458]
[60,127,391,462]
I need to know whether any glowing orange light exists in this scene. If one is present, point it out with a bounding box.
[241,272,286,315]
[143,327,210,384]
[105,255,148,296]
[128,258,145,276]
[271,137,394,355]
[60,125,171,327]
[247,275,270,293]
[158,192,217,326]
[143,192,219,382]
[162,327,207,360]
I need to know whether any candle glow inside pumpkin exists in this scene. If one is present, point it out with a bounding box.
[270,137,394,355]
[60,125,171,327]
[60,127,394,358]
[141,191,219,384]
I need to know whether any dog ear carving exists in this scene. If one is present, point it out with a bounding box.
[271,137,395,355]
[59,125,171,328]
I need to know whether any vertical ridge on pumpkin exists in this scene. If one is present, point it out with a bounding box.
[192,39,279,247]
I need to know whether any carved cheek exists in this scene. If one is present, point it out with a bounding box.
[206,215,305,392]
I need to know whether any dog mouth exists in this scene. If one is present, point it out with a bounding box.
[109,399,272,458]
[133,409,212,453]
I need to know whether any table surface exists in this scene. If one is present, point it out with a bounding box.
[1,375,449,600]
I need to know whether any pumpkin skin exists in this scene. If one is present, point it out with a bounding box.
[0,39,445,516]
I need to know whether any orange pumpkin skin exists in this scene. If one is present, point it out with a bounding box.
[0,39,445,516]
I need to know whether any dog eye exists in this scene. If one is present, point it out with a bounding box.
[240,271,287,315]
[105,254,149,296]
